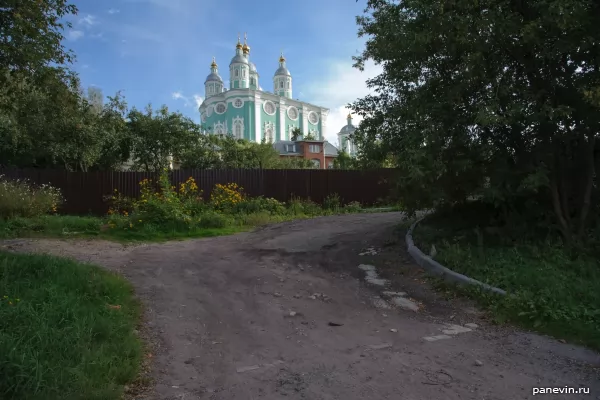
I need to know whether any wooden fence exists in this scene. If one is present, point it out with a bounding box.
[0,168,399,215]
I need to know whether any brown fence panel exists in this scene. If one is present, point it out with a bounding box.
[0,168,398,215]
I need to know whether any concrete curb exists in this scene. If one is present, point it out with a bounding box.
[405,218,507,296]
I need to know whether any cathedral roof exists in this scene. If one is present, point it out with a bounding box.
[274,66,291,77]
[249,62,257,73]
[205,72,223,83]
[230,53,248,65]
[339,124,356,134]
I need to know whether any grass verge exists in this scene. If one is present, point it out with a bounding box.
[408,210,600,352]
[0,251,143,400]
[0,207,396,243]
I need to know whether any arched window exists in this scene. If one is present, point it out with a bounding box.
[286,81,290,89]
[235,124,243,139]
[242,69,246,77]
[250,78,255,85]
[265,128,274,143]
[280,81,284,89]
[235,69,239,77]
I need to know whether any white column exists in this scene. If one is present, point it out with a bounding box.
[320,109,328,141]
[254,94,262,143]
[302,106,308,135]
[279,99,286,141]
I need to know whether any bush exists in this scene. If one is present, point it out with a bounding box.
[0,175,63,219]
[197,211,231,228]
[323,193,342,211]
[344,201,362,213]
[210,183,244,211]
[234,196,286,215]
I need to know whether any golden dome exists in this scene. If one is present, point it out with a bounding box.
[279,51,286,63]
[210,57,217,68]
[347,113,352,119]
[242,32,250,53]
[236,33,242,49]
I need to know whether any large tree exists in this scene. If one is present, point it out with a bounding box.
[352,0,600,242]
[0,0,77,74]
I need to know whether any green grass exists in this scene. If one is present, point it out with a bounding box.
[410,211,600,351]
[0,206,393,243]
[0,251,143,400]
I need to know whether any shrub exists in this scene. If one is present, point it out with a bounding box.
[287,196,322,216]
[323,193,342,211]
[197,211,231,228]
[344,201,362,213]
[0,175,63,219]
[234,196,286,215]
[210,183,244,211]
[242,211,273,226]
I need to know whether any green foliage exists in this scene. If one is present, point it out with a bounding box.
[323,193,342,211]
[412,208,600,350]
[290,127,302,141]
[352,0,600,242]
[233,196,287,215]
[0,0,77,73]
[344,201,362,213]
[210,183,244,212]
[128,105,200,172]
[0,175,63,218]
[0,251,142,399]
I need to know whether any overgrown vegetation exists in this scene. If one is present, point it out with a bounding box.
[0,251,143,399]
[0,172,371,241]
[411,205,600,350]
[352,0,600,348]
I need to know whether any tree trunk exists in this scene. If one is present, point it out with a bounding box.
[577,133,596,238]
[550,177,572,244]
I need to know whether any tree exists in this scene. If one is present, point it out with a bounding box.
[128,105,199,172]
[290,127,302,141]
[0,0,77,74]
[0,66,107,171]
[352,0,600,242]
[333,151,355,169]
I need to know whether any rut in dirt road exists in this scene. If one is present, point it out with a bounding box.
[3,213,599,400]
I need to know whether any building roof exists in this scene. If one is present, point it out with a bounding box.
[274,66,291,77]
[204,72,223,83]
[272,140,339,157]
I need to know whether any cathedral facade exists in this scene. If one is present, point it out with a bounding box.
[199,35,329,143]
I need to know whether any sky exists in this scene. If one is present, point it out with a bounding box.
[64,0,382,145]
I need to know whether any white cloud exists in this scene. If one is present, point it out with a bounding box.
[172,92,203,110]
[305,59,382,146]
[172,91,185,100]
[78,14,97,27]
[67,30,84,41]
[193,95,204,109]
[108,8,120,14]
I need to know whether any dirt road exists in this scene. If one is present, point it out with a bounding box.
[3,213,599,399]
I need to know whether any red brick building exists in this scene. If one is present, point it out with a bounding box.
[273,139,339,169]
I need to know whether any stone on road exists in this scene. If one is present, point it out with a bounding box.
[3,213,598,400]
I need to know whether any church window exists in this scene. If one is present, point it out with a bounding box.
[287,106,298,120]
[263,101,275,115]
[280,81,284,89]
[250,78,255,85]
[235,69,239,77]
[308,111,319,124]
[215,103,227,114]
[234,124,243,139]
[242,69,246,77]
[286,81,290,89]
[234,99,243,108]
[265,128,274,142]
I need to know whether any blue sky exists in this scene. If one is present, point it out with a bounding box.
[65,0,381,144]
